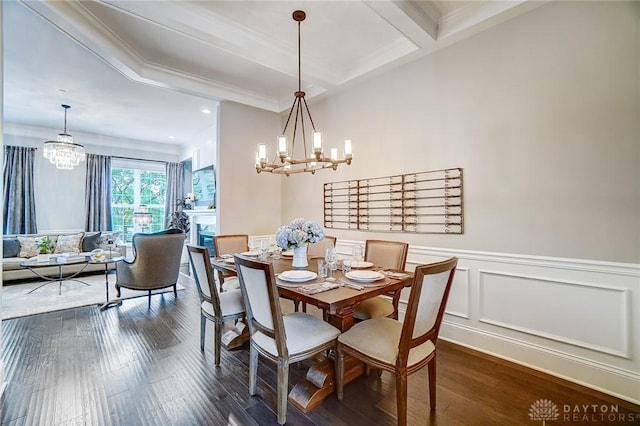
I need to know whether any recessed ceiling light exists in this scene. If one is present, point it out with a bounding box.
[168,136,175,139]
[201,107,211,114]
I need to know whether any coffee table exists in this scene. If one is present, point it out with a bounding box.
[20,256,91,295]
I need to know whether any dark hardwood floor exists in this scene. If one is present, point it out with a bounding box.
[1,275,638,425]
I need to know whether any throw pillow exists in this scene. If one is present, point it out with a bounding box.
[98,232,120,250]
[82,232,102,252]
[17,236,55,258]
[54,233,84,254]
[2,238,20,258]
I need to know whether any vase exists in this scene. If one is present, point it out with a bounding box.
[291,245,308,268]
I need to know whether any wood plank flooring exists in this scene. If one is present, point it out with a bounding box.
[1,274,638,425]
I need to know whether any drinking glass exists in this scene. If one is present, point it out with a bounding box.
[272,246,282,260]
[341,258,352,274]
[259,240,269,260]
[317,259,327,278]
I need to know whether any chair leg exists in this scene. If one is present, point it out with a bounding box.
[214,319,222,366]
[301,301,307,313]
[148,290,151,309]
[428,357,436,410]
[173,284,177,298]
[249,345,258,396]
[200,314,206,352]
[115,284,121,298]
[293,300,300,312]
[277,359,289,425]
[396,372,408,426]
[336,348,345,400]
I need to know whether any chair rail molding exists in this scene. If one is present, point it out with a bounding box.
[334,239,640,405]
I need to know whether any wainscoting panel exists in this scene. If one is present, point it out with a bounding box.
[334,240,640,405]
[478,270,630,358]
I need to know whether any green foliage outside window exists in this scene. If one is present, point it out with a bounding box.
[111,167,166,242]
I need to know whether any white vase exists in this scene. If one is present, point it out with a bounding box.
[291,245,308,268]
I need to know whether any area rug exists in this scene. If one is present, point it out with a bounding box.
[1,272,188,320]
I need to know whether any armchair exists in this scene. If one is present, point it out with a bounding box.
[115,229,185,308]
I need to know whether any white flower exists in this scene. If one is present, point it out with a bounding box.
[275,218,325,250]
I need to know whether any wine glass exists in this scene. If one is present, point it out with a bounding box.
[324,242,337,280]
[351,244,363,265]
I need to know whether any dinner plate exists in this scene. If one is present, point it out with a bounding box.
[223,258,235,264]
[281,251,294,258]
[345,270,385,283]
[241,251,261,257]
[350,261,374,269]
[278,270,317,283]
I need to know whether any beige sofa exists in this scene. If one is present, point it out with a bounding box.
[2,231,126,282]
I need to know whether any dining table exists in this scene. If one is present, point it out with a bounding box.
[210,253,413,413]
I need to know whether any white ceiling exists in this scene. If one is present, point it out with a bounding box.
[2,0,541,146]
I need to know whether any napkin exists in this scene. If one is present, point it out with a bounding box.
[297,282,340,294]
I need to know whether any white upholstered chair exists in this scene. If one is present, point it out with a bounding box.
[337,257,458,426]
[234,255,341,425]
[212,234,248,292]
[187,245,245,366]
[353,240,409,320]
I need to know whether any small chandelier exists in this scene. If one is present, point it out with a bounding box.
[133,205,153,232]
[43,104,86,170]
[255,10,353,176]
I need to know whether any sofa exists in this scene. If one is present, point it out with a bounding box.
[2,231,126,282]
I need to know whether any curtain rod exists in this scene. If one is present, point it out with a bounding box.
[110,155,168,164]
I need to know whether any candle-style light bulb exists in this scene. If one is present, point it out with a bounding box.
[330,147,338,161]
[278,136,287,155]
[258,144,267,161]
[344,139,352,157]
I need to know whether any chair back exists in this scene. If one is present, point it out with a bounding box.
[214,234,249,257]
[398,257,457,367]
[307,235,337,258]
[130,229,185,286]
[365,240,409,271]
[234,255,288,358]
[186,244,221,316]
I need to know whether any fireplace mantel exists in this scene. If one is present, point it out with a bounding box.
[184,209,217,246]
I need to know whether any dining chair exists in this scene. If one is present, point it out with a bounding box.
[336,257,458,426]
[212,234,248,292]
[353,239,409,320]
[187,245,245,366]
[307,235,337,258]
[234,255,341,425]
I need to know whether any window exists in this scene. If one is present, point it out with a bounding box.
[111,160,166,242]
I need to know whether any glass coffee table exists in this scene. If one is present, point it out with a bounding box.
[90,256,125,310]
[20,256,91,295]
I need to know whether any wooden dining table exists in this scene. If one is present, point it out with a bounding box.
[210,254,413,412]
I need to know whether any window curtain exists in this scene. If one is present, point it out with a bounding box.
[3,146,38,234]
[85,154,112,231]
[165,162,184,228]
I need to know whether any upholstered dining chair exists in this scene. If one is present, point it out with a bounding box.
[307,235,337,258]
[353,239,409,320]
[336,257,458,426]
[115,229,185,309]
[187,244,245,366]
[213,234,248,292]
[234,255,341,425]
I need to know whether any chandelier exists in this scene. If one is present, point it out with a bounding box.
[255,10,352,176]
[43,104,86,170]
[133,205,153,232]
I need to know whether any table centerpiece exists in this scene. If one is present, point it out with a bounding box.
[275,218,324,268]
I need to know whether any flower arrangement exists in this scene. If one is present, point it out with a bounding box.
[275,218,324,251]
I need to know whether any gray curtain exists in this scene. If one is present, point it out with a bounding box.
[3,146,38,234]
[85,154,112,231]
[165,162,184,228]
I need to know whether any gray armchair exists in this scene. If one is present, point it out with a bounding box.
[115,229,185,308]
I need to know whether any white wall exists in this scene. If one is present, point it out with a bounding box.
[283,1,640,264]
[216,101,282,235]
